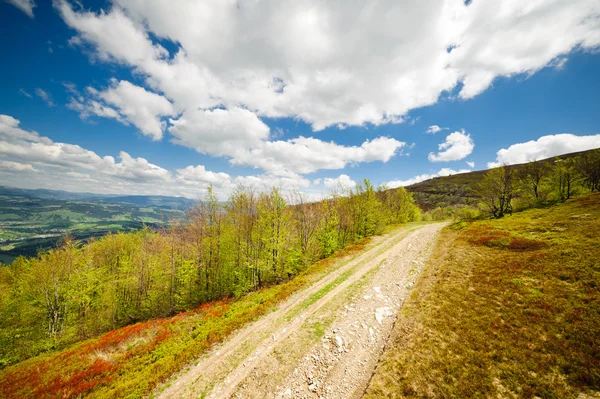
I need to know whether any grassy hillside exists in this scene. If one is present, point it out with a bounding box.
[405,148,596,211]
[0,238,373,399]
[365,193,600,398]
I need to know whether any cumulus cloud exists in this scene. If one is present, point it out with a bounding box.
[387,168,471,188]
[487,133,600,168]
[6,0,35,18]
[55,0,600,129]
[233,174,311,192]
[35,88,55,107]
[231,136,405,176]
[426,125,447,134]
[0,113,171,185]
[68,80,176,140]
[466,161,475,168]
[176,165,231,188]
[0,113,319,199]
[53,0,600,175]
[428,130,474,162]
[323,174,356,190]
[0,160,36,172]
[169,107,270,156]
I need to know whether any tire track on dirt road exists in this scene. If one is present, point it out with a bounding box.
[155,223,445,399]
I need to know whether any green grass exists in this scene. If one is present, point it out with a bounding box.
[365,193,600,399]
[0,233,383,398]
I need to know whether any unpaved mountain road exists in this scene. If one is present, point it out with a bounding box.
[155,222,446,399]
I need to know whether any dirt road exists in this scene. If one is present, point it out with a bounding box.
[155,222,446,399]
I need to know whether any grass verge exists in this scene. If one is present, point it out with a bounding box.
[365,193,600,399]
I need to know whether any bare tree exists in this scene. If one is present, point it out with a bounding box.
[477,165,516,218]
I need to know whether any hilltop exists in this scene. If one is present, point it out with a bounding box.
[404,148,597,210]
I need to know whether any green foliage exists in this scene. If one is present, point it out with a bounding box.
[0,181,421,370]
[317,201,339,258]
[0,228,375,399]
[477,165,517,218]
[576,148,600,192]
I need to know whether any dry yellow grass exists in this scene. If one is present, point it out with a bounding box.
[365,193,600,398]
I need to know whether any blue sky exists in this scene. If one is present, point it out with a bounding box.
[1,0,599,199]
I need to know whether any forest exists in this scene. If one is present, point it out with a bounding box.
[0,179,420,368]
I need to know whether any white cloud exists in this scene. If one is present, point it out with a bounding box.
[323,174,356,190]
[55,0,167,65]
[387,167,471,188]
[168,107,270,156]
[95,80,176,140]
[466,161,475,168]
[53,0,600,176]
[176,165,231,188]
[55,0,600,135]
[428,130,474,162]
[6,0,35,18]
[35,88,55,107]
[19,88,32,98]
[0,113,319,200]
[0,113,170,184]
[0,114,51,144]
[0,160,36,172]
[426,125,447,134]
[487,133,600,168]
[68,80,176,140]
[68,97,124,123]
[230,136,405,176]
[233,174,311,192]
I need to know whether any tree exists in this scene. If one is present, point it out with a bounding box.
[355,179,385,237]
[551,158,579,202]
[290,190,322,266]
[378,185,420,224]
[477,165,517,218]
[517,159,549,200]
[255,188,292,284]
[576,149,600,193]
[317,200,339,258]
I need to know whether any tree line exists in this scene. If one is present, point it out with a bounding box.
[478,149,600,218]
[0,180,421,368]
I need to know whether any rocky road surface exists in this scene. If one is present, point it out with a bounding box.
[156,222,446,399]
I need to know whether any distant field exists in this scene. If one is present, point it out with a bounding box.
[0,195,187,262]
[365,193,600,398]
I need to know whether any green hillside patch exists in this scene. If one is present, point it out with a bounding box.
[0,236,373,399]
[365,193,600,399]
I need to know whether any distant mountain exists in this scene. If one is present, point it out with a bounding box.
[0,186,195,210]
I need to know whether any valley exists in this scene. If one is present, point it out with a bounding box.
[0,187,191,263]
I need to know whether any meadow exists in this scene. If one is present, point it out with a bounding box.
[365,193,600,398]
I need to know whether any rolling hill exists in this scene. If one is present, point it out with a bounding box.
[404,148,596,210]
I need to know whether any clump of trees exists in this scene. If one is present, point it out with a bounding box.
[0,179,421,368]
[478,149,600,218]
